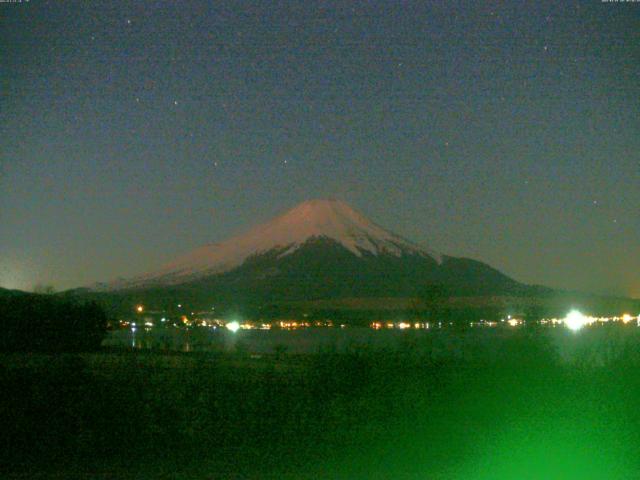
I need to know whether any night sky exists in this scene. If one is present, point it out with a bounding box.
[1,1,638,296]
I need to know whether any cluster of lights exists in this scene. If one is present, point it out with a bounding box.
[544,311,640,332]
[225,321,271,331]
[370,322,431,330]
[559,311,639,332]
[469,320,499,327]
[277,321,314,329]
[127,304,640,334]
[538,318,566,326]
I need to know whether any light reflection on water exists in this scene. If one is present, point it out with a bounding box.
[103,325,640,364]
[111,326,269,353]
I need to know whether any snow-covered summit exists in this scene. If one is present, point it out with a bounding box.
[102,199,441,289]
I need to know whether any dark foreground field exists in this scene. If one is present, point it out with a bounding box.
[2,330,640,479]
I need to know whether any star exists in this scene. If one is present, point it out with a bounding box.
[126,19,132,25]
[174,100,179,106]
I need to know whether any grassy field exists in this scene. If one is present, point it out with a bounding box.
[2,329,640,479]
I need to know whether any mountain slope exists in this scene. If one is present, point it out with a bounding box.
[170,236,524,302]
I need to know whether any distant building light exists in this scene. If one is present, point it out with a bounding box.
[564,310,588,331]
[136,305,144,313]
[226,321,240,333]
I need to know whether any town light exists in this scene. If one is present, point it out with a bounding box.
[136,305,143,313]
[564,310,588,331]
[226,321,240,333]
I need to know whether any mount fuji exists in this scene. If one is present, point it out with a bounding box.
[94,199,527,304]
[110,199,442,288]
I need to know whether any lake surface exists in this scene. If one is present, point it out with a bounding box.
[103,324,640,365]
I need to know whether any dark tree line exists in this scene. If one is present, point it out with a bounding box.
[0,293,107,352]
